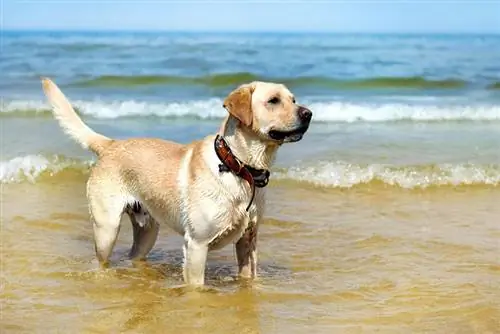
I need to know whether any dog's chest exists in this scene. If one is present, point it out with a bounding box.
[187,181,264,249]
[181,140,267,248]
[206,190,263,250]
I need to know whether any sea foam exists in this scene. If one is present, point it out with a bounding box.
[0,155,93,184]
[2,154,499,188]
[2,99,500,122]
[275,161,500,188]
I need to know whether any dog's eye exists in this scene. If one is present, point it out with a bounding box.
[268,97,280,104]
[292,98,296,103]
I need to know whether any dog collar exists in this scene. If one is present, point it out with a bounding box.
[214,134,271,212]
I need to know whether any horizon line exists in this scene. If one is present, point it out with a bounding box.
[3,28,500,35]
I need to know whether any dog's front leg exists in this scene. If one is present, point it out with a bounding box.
[183,235,208,286]
[235,221,258,279]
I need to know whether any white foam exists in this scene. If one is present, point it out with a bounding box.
[0,155,92,184]
[2,99,500,122]
[308,102,500,122]
[274,161,500,188]
[0,98,226,119]
[3,154,499,189]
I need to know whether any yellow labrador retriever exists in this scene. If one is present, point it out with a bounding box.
[41,78,312,286]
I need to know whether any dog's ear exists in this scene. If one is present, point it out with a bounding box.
[223,83,254,127]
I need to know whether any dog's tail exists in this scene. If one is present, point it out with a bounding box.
[41,77,113,156]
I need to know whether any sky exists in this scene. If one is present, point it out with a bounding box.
[2,1,500,33]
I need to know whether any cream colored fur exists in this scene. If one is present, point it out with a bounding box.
[42,80,112,154]
[41,77,311,286]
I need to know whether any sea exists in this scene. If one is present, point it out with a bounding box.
[1,31,500,333]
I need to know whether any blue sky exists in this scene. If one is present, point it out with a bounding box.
[3,1,500,33]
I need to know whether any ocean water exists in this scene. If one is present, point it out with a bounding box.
[2,30,500,187]
[2,31,500,333]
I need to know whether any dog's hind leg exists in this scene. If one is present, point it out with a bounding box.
[126,203,159,261]
[88,184,126,267]
[90,209,123,267]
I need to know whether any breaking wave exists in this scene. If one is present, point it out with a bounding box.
[274,161,500,189]
[2,99,500,122]
[71,74,472,90]
[2,154,499,189]
[0,155,93,184]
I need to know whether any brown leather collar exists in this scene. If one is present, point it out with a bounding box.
[214,134,270,212]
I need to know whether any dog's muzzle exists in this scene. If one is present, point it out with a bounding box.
[269,106,312,143]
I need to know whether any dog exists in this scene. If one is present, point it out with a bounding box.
[41,78,312,286]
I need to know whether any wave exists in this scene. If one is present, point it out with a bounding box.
[73,73,260,88]
[488,81,500,90]
[286,76,468,90]
[0,99,225,119]
[2,155,499,189]
[3,99,500,122]
[0,155,93,184]
[274,161,500,189]
[71,74,473,90]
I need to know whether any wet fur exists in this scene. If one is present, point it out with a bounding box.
[41,78,310,286]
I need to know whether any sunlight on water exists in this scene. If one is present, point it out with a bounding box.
[2,181,500,333]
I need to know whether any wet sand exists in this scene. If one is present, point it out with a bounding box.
[2,178,499,333]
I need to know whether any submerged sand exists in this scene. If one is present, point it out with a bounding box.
[2,179,500,333]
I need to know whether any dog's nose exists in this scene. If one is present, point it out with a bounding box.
[298,106,312,123]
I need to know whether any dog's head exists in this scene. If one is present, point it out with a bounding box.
[223,81,312,143]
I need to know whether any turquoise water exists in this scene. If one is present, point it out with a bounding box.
[1,31,500,187]
[3,31,500,100]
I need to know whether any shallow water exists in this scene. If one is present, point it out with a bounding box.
[2,178,500,333]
